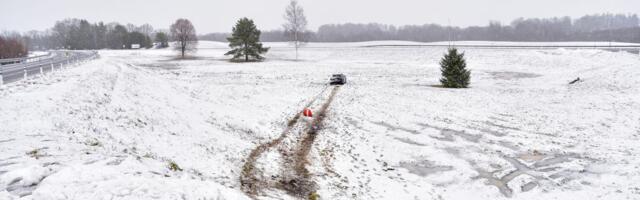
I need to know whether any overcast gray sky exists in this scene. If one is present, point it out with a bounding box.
[1,0,639,34]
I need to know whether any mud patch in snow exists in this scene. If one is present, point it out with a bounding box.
[394,137,426,146]
[416,123,482,142]
[488,71,542,80]
[397,160,453,177]
[0,164,55,197]
[0,139,16,143]
[371,121,421,135]
[436,128,482,143]
[473,152,589,197]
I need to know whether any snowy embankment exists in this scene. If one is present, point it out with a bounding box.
[26,51,49,58]
[1,41,639,199]
[198,40,640,49]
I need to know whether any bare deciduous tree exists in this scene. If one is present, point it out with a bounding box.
[170,18,198,58]
[0,33,28,59]
[138,24,154,38]
[283,0,307,60]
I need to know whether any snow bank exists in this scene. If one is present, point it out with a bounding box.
[31,157,248,200]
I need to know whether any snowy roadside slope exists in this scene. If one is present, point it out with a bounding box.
[1,44,639,199]
[0,56,252,199]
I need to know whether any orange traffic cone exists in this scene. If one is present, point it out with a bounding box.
[303,108,313,117]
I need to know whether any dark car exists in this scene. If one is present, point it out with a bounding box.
[330,74,347,85]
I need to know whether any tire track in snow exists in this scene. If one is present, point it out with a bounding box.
[240,85,331,198]
[286,86,341,197]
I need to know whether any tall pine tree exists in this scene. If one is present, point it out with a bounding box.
[155,32,169,48]
[439,48,471,88]
[225,18,269,62]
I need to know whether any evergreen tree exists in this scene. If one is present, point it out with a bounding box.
[94,22,108,49]
[154,32,169,48]
[225,18,269,62]
[439,48,471,88]
[107,24,128,49]
[126,31,149,49]
[143,35,152,48]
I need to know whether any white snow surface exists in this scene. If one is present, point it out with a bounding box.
[198,40,640,49]
[27,51,49,58]
[0,41,639,199]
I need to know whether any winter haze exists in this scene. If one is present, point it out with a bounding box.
[1,0,640,33]
[1,0,640,200]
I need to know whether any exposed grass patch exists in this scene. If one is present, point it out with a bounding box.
[143,152,156,159]
[308,192,320,200]
[168,161,183,171]
[27,149,43,159]
[86,139,101,147]
[228,59,265,63]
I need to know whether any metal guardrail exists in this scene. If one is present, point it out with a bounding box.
[0,52,53,64]
[0,51,99,85]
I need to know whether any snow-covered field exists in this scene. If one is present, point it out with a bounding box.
[1,41,639,200]
[199,41,640,49]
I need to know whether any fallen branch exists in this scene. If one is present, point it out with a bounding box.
[569,77,581,84]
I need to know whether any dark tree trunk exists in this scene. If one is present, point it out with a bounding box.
[181,42,185,58]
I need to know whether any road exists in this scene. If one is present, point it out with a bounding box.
[0,51,97,84]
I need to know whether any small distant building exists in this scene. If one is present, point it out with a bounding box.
[131,44,141,49]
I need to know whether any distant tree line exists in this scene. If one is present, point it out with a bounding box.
[4,12,640,60]
[51,19,155,49]
[19,19,170,50]
[0,33,28,59]
[199,13,640,43]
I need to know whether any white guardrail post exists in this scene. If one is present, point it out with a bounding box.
[23,62,28,80]
[0,66,3,86]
